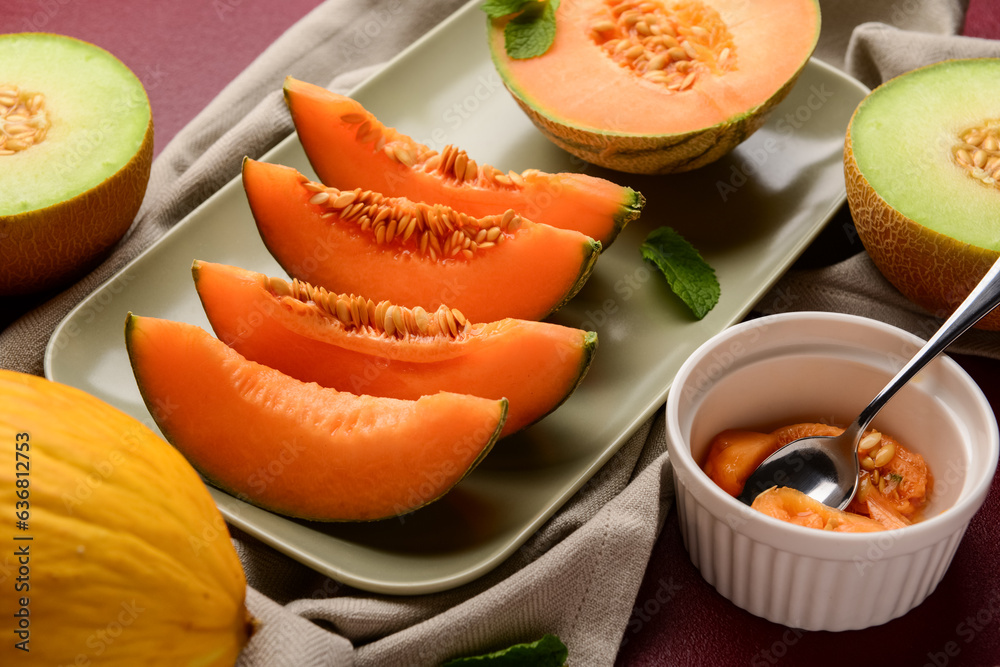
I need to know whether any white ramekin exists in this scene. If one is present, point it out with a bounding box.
[665,311,999,631]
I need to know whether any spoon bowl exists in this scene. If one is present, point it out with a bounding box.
[738,255,1000,509]
[736,432,857,508]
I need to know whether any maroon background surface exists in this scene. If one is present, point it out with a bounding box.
[5,1,1000,664]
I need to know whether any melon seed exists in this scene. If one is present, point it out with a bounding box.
[464,158,479,182]
[647,53,669,70]
[391,305,406,335]
[857,431,881,453]
[355,121,371,142]
[589,0,735,94]
[383,308,397,337]
[268,276,293,297]
[339,112,366,124]
[304,178,507,260]
[454,152,468,181]
[857,474,872,503]
[0,85,50,154]
[335,298,352,324]
[332,191,357,209]
[954,122,1000,187]
[872,441,896,468]
[413,306,430,334]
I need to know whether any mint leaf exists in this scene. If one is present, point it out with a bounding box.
[442,634,568,666]
[482,0,533,19]
[483,0,560,59]
[640,226,720,319]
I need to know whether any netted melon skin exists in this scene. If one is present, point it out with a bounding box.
[0,121,152,295]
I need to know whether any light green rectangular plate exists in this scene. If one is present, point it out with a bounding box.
[45,1,869,595]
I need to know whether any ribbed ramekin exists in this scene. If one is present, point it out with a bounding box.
[665,312,998,631]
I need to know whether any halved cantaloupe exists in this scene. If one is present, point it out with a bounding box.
[283,76,644,247]
[845,58,1000,329]
[242,157,601,322]
[192,260,597,437]
[488,0,821,174]
[0,33,152,295]
[124,313,507,522]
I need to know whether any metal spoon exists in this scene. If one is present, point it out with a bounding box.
[737,255,1000,510]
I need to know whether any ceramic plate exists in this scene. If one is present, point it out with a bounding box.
[45,0,869,594]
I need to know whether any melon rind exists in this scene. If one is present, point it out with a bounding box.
[845,59,1000,330]
[503,70,802,175]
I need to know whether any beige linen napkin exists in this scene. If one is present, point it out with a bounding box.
[2,1,998,665]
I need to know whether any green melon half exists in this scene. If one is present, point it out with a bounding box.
[845,58,1000,330]
[487,0,821,174]
[0,33,152,295]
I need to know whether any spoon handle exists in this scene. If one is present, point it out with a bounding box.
[849,256,1000,438]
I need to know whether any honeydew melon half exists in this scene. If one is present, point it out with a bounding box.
[487,0,821,174]
[0,33,152,295]
[845,58,1000,330]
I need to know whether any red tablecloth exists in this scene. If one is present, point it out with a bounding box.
[7,1,1000,664]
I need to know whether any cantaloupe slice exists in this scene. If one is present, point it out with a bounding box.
[487,0,821,174]
[845,58,1000,329]
[282,76,644,248]
[0,33,152,295]
[192,260,597,437]
[124,314,507,522]
[242,158,601,322]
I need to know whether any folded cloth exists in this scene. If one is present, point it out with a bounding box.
[1,1,997,666]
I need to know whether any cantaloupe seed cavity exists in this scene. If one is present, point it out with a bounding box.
[336,110,531,190]
[589,0,736,92]
[953,121,1000,187]
[267,273,471,340]
[0,85,50,155]
[299,174,520,260]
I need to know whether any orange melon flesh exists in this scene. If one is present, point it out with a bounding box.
[751,487,887,533]
[242,158,601,322]
[492,0,818,134]
[283,76,644,247]
[705,423,933,530]
[701,429,781,497]
[124,314,507,522]
[193,260,598,437]
[488,0,820,173]
[701,424,844,497]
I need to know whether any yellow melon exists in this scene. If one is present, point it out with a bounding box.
[0,370,253,665]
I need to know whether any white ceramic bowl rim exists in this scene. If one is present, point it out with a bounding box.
[666,311,1000,551]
